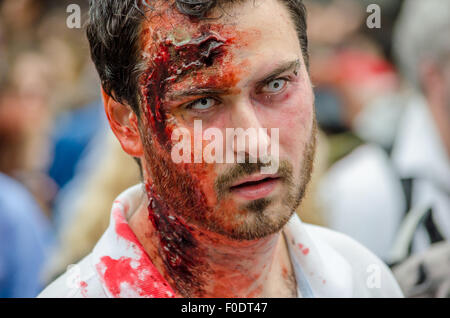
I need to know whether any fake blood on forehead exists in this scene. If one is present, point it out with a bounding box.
[140,29,232,149]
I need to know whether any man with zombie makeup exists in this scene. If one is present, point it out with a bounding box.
[39,0,402,298]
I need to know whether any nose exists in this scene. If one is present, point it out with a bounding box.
[226,97,271,163]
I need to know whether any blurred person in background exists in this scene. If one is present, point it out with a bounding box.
[0,0,98,213]
[5,51,58,212]
[305,0,404,162]
[0,0,55,298]
[34,4,106,198]
[300,0,404,235]
[317,0,450,297]
[0,0,58,214]
[0,0,101,297]
[307,0,405,260]
[35,4,112,233]
[0,55,55,297]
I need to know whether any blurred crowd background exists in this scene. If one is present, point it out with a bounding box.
[0,0,449,298]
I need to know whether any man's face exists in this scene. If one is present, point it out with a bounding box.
[138,0,316,240]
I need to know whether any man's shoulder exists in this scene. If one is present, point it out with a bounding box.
[38,253,106,298]
[304,223,386,263]
[302,223,404,297]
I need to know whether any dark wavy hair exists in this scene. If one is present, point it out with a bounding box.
[86,0,308,116]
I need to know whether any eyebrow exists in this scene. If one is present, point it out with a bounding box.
[166,59,301,101]
[257,59,300,84]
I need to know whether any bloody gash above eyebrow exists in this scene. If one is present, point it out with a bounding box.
[140,30,231,149]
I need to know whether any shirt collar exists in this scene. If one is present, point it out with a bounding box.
[91,184,175,298]
[91,184,353,298]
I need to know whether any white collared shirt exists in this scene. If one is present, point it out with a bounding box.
[39,184,402,298]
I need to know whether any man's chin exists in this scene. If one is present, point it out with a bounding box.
[206,202,295,241]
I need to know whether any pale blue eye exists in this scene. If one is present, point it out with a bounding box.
[265,79,286,93]
[189,97,216,110]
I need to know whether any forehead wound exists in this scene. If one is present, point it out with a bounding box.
[140,26,231,147]
[159,32,227,83]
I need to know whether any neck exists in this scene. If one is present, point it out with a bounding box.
[129,194,295,298]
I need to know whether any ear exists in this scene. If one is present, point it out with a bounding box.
[102,88,144,157]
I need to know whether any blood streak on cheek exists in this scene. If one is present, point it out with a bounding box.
[145,181,208,296]
[147,138,217,224]
[144,145,248,296]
